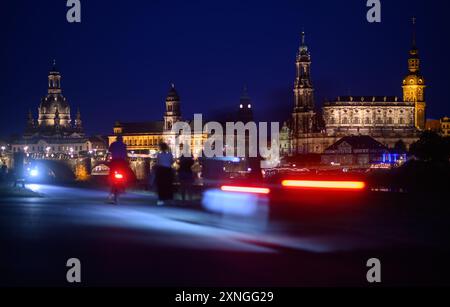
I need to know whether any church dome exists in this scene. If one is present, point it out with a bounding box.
[39,94,70,113]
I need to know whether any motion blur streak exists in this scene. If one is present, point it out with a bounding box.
[281,180,366,190]
[221,186,270,195]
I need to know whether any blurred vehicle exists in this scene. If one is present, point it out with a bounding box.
[200,157,264,185]
[202,171,368,222]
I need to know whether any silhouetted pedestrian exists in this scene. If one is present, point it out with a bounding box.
[13,150,25,188]
[155,143,174,205]
[178,154,195,201]
[0,161,7,182]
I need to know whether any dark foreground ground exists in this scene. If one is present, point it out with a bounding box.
[0,183,449,287]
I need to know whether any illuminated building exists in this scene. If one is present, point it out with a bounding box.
[109,84,207,158]
[426,119,441,133]
[403,18,427,130]
[424,117,450,137]
[321,135,395,167]
[323,95,417,139]
[11,61,105,158]
[441,117,450,137]
[286,20,424,156]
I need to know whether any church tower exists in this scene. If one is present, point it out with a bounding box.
[238,85,254,123]
[74,107,83,132]
[164,83,182,131]
[292,32,316,153]
[402,18,426,130]
[27,109,35,129]
[294,32,314,112]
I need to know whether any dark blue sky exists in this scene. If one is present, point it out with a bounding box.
[1,0,449,137]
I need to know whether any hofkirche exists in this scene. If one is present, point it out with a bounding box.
[282,21,425,155]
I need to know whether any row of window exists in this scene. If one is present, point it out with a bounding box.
[329,117,410,125]
[328,109,411,115]
[124,138,205,147]
[124,138,163,147]
[12,145,86,153]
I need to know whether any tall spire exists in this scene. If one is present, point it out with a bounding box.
[27,109,35,128]
[402,17,427,131]
[292,30,316,139]
[50,59,59,73]
[408,17,420,73]
[238,85,253,122]
[241,84,250,100]
[299,31,309,56]
[75,107,83,130]
[164,82,182,131]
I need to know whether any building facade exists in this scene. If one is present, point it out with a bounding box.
[286,23,424,156]
[321,135,390,167]
[441,117,450,137]
[108,84,207,158]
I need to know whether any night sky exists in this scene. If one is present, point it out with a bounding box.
[1,0,449,137]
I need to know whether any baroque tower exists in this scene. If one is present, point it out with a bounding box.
[238,85,254,123]
[38,60,72,128]
[294,32,314,111]
[292,32,316,153]
[402,18,426,130]
[164,83,182,131]
[74,107,83,132]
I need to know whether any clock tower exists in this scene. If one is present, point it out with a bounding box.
[402,18,426,130]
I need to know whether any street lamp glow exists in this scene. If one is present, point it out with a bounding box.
[30,169,39,177]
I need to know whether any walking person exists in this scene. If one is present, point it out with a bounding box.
[13,149,25,188]
[0,161,7,182]
[155,143,174,206]
[178,153,195,201]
